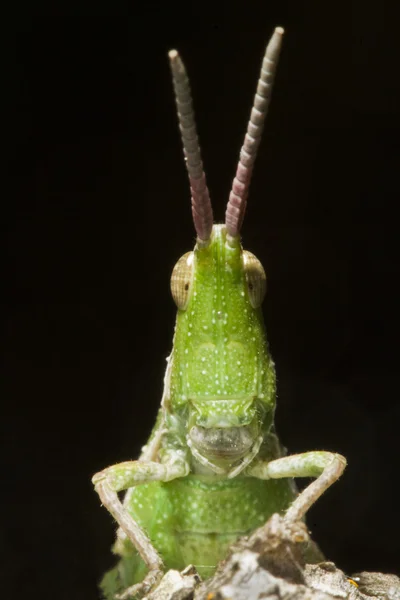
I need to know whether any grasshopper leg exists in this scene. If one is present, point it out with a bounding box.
[247,451,347,522]
[94,478,163,598]
[93,456,189,598]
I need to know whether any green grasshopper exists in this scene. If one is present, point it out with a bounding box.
[92,26,347,600]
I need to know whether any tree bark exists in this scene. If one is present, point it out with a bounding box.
[143,514,399,600]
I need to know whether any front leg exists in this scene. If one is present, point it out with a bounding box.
[92,450,189,599]
[247,451,347,522]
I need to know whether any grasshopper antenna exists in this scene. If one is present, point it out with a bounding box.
[225,26,284,238]
[169,49,213,243]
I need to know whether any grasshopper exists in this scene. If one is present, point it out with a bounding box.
[92,26,347,600]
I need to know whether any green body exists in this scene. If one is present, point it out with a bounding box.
[100,225,296,597]
[104,475,294,592]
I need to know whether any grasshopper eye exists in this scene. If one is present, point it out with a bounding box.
[243,251,267,308]
[170,252,195,310]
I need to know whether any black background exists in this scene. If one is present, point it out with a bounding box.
[4,2,400,599]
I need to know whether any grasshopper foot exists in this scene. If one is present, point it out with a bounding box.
[114,568,164,600]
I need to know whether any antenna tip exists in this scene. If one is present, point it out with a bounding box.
[275,26,284,35]
[168,49,179,60]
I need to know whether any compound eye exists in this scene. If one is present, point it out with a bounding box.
[243,251,266,308]
[170,252,194,310]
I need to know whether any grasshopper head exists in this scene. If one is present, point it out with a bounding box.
[168,225,276,475]
[166,29,283,475]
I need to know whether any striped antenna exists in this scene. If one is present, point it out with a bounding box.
[169,50,213,242]
[225,27,284,238]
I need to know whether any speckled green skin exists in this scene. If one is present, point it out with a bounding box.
[102,475,295,593]
[100,225,297,598]
[168,225,275,420]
